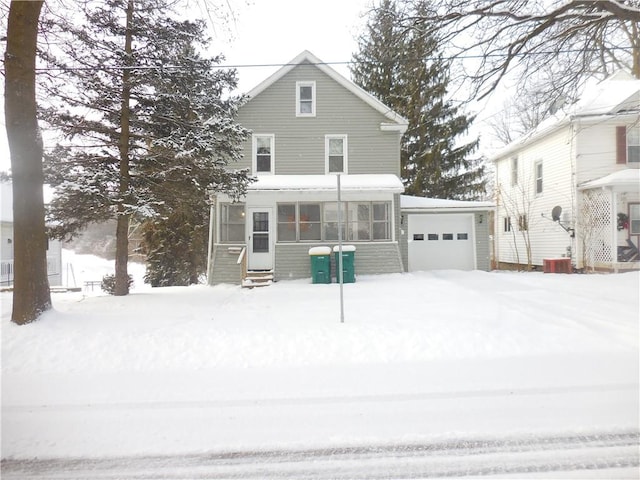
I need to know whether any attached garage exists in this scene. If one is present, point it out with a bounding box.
[400,195,495,272]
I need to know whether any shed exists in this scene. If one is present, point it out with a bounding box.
[400,195,495,272]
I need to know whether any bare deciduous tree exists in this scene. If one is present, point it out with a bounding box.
[398,0,640,102]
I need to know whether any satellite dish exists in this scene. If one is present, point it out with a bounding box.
[551,206,562,222]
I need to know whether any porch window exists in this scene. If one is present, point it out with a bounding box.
[299,204,321,241]
[347,203,371,241]
[534,160,543,195]
[326,135,347,174]
[372,202,391,240]
[220,203,245,243]
[630,204,640,235]
[323,202,347,241]
[277,204,296,242]
[276,202,391,242]
[253,134,274,174]
[296,81,315,117]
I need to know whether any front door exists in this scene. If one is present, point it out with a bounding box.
[247,207,273,270]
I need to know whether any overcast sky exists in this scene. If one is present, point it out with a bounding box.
[0,0,372,173]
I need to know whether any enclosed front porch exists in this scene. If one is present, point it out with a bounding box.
[577,169,640,272]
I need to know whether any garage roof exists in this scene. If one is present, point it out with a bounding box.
[401,195,494,213]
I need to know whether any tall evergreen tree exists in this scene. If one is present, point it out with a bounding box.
[352,0,486,200]
[139,44,250,286]
[40,0,250,292]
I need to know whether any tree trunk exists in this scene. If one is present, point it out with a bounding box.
[114,0,134,296]
[5,1,52,324]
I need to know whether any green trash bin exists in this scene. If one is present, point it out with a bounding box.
[309,247,332,284]
[333,245,356,283]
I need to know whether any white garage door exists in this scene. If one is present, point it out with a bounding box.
[408,214,476,271]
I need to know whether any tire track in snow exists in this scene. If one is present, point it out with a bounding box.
[2,430,638,479]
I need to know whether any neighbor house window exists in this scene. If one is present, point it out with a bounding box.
[326,135,348,173]
[628,126,640,163]
[296,81,316,117]
[535,160,543,194]
[630,204,640,235]
[220,203,245,242]
[617,125,640,163]
[511,157,518,186]
[518,214,528,231]
[253,134,274,174]
[504,217,512,232]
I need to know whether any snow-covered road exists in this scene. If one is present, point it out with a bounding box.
[2,431,638,479]
[2,265,639,478]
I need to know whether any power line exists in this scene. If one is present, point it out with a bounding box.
[0,46,632,75]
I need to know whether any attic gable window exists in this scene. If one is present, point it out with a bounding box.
[296,81,316,117]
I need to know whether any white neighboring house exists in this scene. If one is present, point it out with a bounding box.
[491,71,640,272]
[0,182,62,287]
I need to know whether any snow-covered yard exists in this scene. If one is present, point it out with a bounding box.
[1,252,639,478]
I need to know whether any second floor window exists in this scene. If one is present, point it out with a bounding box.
[253,134,274,174]
[535,160,543,194]
[511,157,518,186]
[628,126,639,163]
[296,81,315,117]
[326,135,347,173]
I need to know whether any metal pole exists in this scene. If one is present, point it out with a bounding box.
[337,174,344,323]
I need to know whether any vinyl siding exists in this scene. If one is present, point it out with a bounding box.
[574,117,640,185]
[274,242,403,281]
[209,244,244,284]
[494,126,575,267]
[236,62,402,176]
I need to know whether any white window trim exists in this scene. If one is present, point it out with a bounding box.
[296,81,316,117]
[511,157,518,186]
[534,160,543,195]
[325,134,348,174]
[252,134,275,175]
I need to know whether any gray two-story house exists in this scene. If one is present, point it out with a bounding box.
[206,51,409,285]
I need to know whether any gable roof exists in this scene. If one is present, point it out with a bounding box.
[245,50,409,131]
[491,71,640,161]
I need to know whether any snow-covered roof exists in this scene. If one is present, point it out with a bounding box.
[491,71,640,161]
[245,50,409,131]
[578,169,640,191]
[248,174,404,193]
[401,195,494,212]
